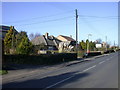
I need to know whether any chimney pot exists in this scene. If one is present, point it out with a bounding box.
[45,32,49,39]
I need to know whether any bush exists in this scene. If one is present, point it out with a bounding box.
[4,53,77,65]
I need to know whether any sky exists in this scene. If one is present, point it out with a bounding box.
[2,2,118,46]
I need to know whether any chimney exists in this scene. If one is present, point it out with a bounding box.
[45,32,49,39]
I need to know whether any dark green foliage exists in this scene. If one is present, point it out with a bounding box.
[16,31,33,54]
[79,40,96,51]
[15,31,28,47]
[87,52,102,57]
[4,53,77,65]
[16,36,32,54]
[80,40,86,50]
[89,41,96,51]
[83,52,102,58]
[104,50,115,54]
[4,26,16,53]
[4,27,32,54]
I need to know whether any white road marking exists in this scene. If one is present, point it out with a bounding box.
[83,65,96,72]
[44,53,118,89]
[45,65,97,89]
[110,57,113,59]
[45,75,75,89]
[106,58,110,61]
[99,61,105,64]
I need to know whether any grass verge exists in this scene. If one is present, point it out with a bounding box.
[0,70,8,75]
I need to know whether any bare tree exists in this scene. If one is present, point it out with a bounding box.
[29,33,41,40]
[96,38,102,43]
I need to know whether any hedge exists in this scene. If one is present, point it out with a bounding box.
[83,52,102,58]
[104,50,115,54]
[4,53,77,65]
[87,52,102,56]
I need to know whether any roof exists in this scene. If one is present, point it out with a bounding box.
[57,35,75,41]
[31,35,61,47]
[31,35,47,45]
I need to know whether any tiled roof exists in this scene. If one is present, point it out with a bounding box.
[58,35,75,41]
[31,35,61,47]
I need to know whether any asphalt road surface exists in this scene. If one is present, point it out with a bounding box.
[3,52,118,89]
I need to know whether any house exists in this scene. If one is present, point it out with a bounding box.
[102,42,107,48]
[57,35,76,46]
[31,33,61,50]
[95,43,102,48]
[57,35,77,52]
[57,35,75,41]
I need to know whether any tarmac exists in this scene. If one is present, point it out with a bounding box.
[2,54,109,84]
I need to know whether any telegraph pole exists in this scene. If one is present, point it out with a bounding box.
[12,26,15,49]
[87,34,92,53]
[114,40,115,50]
[114,41,115,46]
[12,26,14,48]
[75,9,78,54]
[105,36,107,51]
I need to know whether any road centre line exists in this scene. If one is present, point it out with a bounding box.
[45,52,117,89]
[110,57,113,59]
[99,61,105,64]
[44,75,75,89]
[45,65,97,89]
[83,65,96,72]
[106,58,110,61]
[45,53,115,89]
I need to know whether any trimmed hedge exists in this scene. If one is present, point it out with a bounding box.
[83,52,102,58]
[87,52,102,57]
[104,50,115,54]
[4,53,77,65]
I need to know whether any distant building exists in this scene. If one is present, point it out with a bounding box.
[102,42,107,48]
[31,33,61,50]
[95,43,102,48]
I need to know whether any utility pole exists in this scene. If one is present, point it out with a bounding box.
[75,9,78,54]
[12,26,15,49]
[114,41,115,46]
[114,40,115,50]
[105,36,107,51]
[87,34,92,53]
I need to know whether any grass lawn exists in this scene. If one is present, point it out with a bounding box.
[0,70,8,75]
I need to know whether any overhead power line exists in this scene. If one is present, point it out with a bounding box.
[4,10,74,24]
[13,16,74,26]
[79,15,119,19]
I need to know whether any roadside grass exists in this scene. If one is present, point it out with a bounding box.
[0,70,8,75]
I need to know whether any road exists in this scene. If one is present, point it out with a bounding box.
[2,52,118,89]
